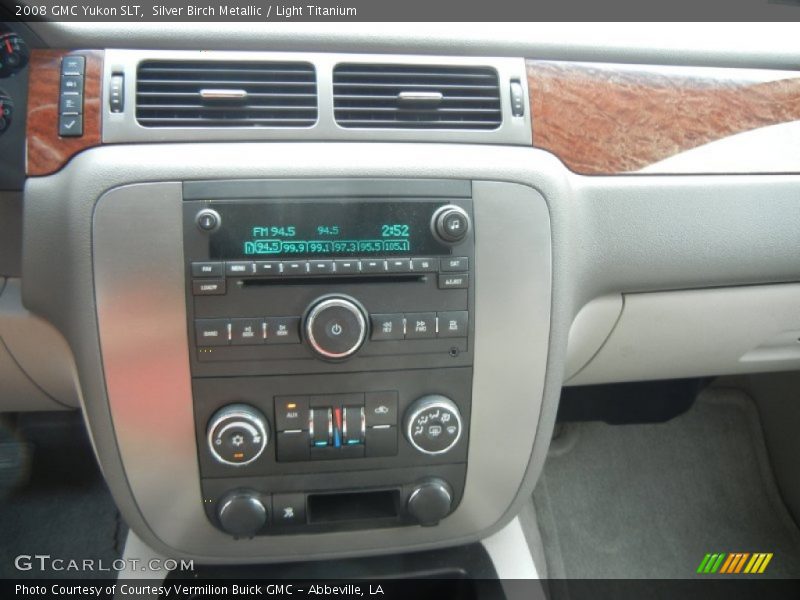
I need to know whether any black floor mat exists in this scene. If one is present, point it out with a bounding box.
[0,412,126,579]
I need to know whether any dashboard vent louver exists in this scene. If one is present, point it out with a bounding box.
[136,60,317,128]
[333,64,502,130]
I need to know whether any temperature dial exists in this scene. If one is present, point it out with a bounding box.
[0,33,29,78]
[207,404,269,467]
[405,395,463,455]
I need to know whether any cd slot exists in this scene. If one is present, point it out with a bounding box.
[242,274,426,286]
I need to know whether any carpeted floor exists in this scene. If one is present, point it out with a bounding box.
[533,387,800,579]
[0,412,126,579]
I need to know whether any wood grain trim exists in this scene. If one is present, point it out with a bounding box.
[26,49,103,177]
[527,60,800,175]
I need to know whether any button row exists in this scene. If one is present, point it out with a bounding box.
[59,55,84,137]
[275,392,398,462]
[370,311,468,340]
[195,317,300,346]
[192,256,468,279]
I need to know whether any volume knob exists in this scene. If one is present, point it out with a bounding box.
[304,294,368,360]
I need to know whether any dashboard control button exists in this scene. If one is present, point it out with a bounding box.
[405,395,463,456]
[407,479,453,526]
[191,261,224,278]
[308,260,334,274]
[405,312,436,339]
[192,279,226,295]
[334,259,360,274]
[225,261,255,277]
[217,490,268,537]
[276,431,310,462]
[195,208,221,232]
[370,314,405,341]
[60,55,85,76]
[60,75,82,94]
[310,408,333,447]
[441,256,469,272]
[109,73,124,113]
[58,114,82,137]
[410,257,438,272]
[280,260,308,276]
[275,397,310,432]
[59,92,82,114]
[266,317,301,344]
[255,261,281,276]
[361,259,387,273]
[432,205,471,245]
[230,318,265,345]
[272,493,306,526]
[343,406,365,445]
[365,425,398,458]
[365,391,398,427]
[386,258,412,273]
[438,273,469,290]
[437,311,468,338]
[304,295,368,359]
[195,319,229,346]
[207,404,269,467]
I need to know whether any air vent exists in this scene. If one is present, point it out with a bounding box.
[333,64,502,130]
[136,60,317,128]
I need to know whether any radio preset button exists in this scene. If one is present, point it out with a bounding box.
[438,273,469,290]
[386,258,412,273]
[441,256,469,272]
[334,259,360,274]
[192,279,226,295]
[281,260,308,276]
[308,260,335,274]
[195,319,230,346]
[405,312,436,339]
[266,317,301,344]
[255,261,281,276]
[192,261,224,278]
[437,311,468,338]
[231,318,266,345]
[361,259,387,273]
[370,314,405,341]
[410,258,438,272]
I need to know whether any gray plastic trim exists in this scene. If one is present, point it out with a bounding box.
[21,142,800,562]
[103,50,531,146]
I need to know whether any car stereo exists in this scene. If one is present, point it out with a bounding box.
[182,179,475,537]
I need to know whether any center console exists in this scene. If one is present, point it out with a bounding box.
[182,180,475,536]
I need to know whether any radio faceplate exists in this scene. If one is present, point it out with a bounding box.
[183,180,476,537]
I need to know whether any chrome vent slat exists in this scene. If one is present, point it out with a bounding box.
[136,60,317,128]
[333,63,502,130]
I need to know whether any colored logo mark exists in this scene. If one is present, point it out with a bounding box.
[696,552,773,575]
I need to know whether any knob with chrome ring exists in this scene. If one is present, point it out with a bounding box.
[303,294,369,360]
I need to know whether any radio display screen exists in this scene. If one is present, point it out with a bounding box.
[208,200,453,259]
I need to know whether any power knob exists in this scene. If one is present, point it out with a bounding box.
[407,479,453,526]
[404,395,463,455]
[304,294,368,360]
[217,489,268,537]
[431,205,470,245]
[207,404,269,467]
